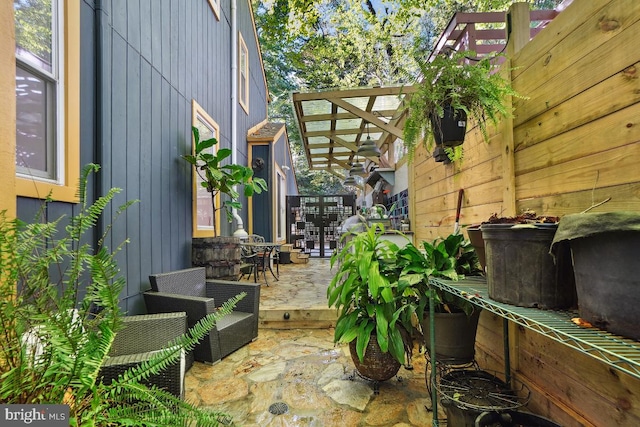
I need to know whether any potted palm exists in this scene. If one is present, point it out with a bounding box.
[397,233,483,364]
[402,50,519,162]
[327,224,416,382]
[183,126,267,279]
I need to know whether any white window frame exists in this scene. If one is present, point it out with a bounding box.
[238,32,249,114]
[14,0,79,203]
[15,0,64,183]
[192,100,220,237]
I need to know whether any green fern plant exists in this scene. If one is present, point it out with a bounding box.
[402,50,521,162]
[0,163,237,426]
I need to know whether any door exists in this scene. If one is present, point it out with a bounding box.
[287,195,355,257]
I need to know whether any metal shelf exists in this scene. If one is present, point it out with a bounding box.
[429,276,640,379]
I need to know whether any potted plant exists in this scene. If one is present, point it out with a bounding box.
[402,49,519,161]
[480,211,576,310]
[183,126,267,279]
[551,211,640,341]
[397,233,483,364]
[183,126,267,237]
[327,224,416,382]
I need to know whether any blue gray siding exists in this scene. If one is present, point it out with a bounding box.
[18,0,270,315]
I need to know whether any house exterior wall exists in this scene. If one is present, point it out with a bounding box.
[9,0,272,315]
[410,0,640,424]
[0,1,16,218]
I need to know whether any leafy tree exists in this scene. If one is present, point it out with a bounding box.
[253,0,563,195]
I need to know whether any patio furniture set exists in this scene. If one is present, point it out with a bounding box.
[101,267,260,398]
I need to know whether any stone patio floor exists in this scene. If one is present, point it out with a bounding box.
[185,258,444,426]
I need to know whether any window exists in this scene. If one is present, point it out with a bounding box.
[276,169,286,241]
[14,0,79,202]
[208,0,220,20]
[238,32,249,113]
[192,100,220,237]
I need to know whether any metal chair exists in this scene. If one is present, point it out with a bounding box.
[247,234,265,243]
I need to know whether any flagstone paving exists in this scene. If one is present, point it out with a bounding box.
[186,258,442,426]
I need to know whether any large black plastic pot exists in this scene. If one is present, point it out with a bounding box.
[422,309,481,364]
[467,225,486,272]
[475,410,561,427]
[552,212,640,341]
[482,224,576,310]
[430,104,468,147]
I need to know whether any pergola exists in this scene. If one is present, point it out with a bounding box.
[291,85,416,181]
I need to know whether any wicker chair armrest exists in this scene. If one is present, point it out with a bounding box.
[109,312,187,357]
[143,292,217,327]
[205,279,260,313]
[101,346,185,398]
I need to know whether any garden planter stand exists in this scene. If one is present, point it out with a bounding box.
[552,212,640,341]
[192,237,242,280]
[482,224,575,310]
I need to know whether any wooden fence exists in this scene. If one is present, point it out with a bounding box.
[410,0,640,425]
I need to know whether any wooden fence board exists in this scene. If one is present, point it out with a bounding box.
[514,14,640,126]
[511,0,611,80]
[519,183,640,216]
[516,143,639,200]
[518,329,640,426]
[514,89,640,161]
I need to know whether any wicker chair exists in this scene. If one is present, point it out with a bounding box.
[99,312,187,398]
[144,267,260,364]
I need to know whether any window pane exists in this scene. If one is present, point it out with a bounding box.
[16,65,55,178]
[195,118,216,230]
[14,0,54,74]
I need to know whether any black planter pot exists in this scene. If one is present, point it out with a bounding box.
[552,212,640,341]
[438,370,525,427]
[467,225,486,273]
[421,309,481,365]
[475,410,561,427]
[430,104,468,147]
[482,224,576,310]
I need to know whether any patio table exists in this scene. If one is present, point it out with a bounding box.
[241,242,281,286]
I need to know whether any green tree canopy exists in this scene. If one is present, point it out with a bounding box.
[253,0,562,195]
